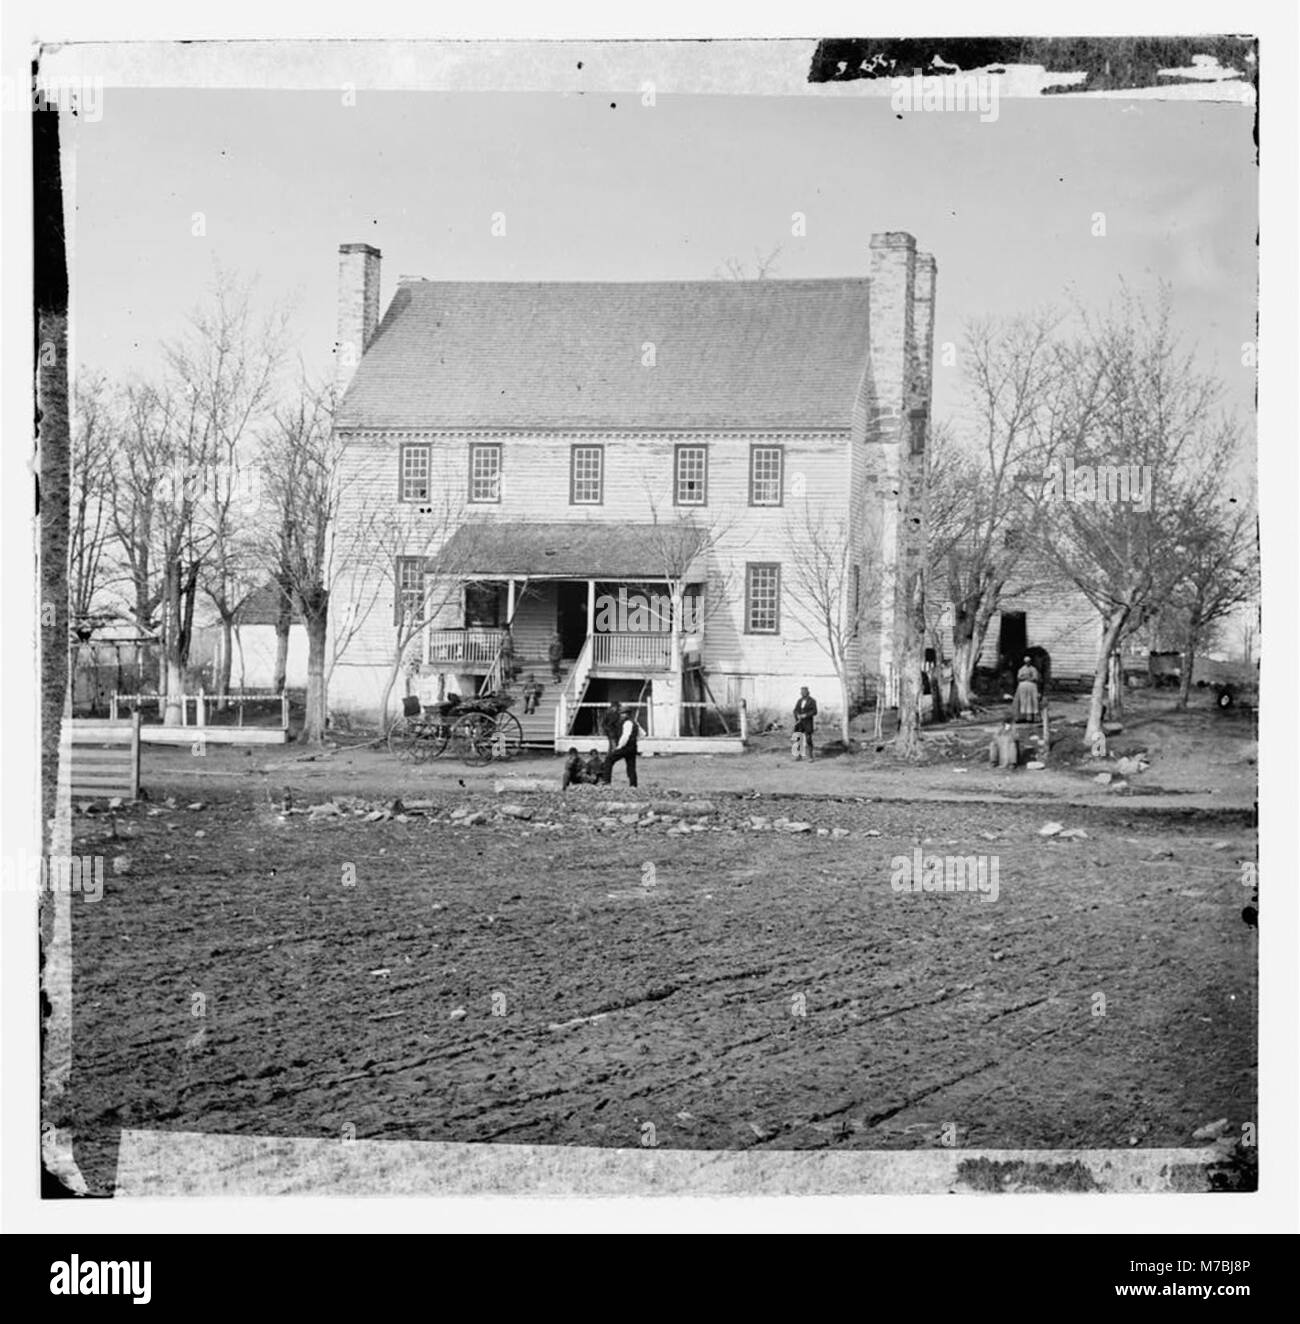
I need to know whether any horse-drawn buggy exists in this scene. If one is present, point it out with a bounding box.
[387,690,523,765]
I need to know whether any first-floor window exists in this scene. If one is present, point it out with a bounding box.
[745,562,781,634]
[396,557,425,626]
[400,443,432,502]
[469,443,501,502]
[571,444,604,504]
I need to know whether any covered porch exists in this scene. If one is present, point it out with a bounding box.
[419,521,731,747]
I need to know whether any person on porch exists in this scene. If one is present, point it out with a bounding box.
[547,631,564,683]
[522,673,544,714]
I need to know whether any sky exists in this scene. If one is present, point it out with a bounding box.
[61,85,1258,444]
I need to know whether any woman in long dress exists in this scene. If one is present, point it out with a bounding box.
[1014,656,1040,721]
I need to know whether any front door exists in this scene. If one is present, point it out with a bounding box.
[556,582,588,659]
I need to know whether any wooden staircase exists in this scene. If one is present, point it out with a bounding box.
[514,663,569,746]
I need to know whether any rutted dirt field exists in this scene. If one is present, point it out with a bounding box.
[59,775,1257,1196]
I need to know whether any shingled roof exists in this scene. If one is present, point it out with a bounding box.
[436,521,708,579]
[335,278,872,431]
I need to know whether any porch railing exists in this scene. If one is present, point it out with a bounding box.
[555,634,595,741]
[592,631,674,671]
[426,627,506,666]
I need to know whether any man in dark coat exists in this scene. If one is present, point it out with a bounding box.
[603,703,642,788]
[600,701,623,752]
[793,687,818,761]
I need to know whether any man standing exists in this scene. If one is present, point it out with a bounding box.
[547,631,564,683]
[603,702,642,788]
[600,701,622,752]
[793,686,818,761]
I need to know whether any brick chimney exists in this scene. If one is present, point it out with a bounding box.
[861,231,937,691]
[335,243,381,393]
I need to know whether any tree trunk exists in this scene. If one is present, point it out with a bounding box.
[950,601,995,712]
[927,628,947,724]
[376,635,407,737]
[163,654,184,727]
[1176,613,1200,710]
[1085,611,1129,745]
[303,613,329,743]
[837,669,851,746]
[272,593,291,694]
[216,614,233,710]
[162,565,184,725]
[951,610,976,711]
[1177,635,1196,710]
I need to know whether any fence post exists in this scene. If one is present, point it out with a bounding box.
[281,692,288,731]
[196,687,206,729]
[129,710,142,801]
[739,698,748,743]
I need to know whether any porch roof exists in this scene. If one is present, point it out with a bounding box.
[435,521,706,580]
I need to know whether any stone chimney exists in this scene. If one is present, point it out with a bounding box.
[335,243,381,393]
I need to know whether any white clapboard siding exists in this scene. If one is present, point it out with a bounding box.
[330,428,867,706]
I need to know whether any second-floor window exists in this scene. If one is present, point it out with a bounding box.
[750,445,784,506]
[468,443,501,503]
[395,556,425,626]
[400,443,431,502]
[571,444,604,505]
[674,444,708,505]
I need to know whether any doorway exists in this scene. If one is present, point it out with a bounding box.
[998,611,1027,671]
[556,582,588,658]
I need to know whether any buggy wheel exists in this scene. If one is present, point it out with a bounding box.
[452,712,496,765]
[387,717,415,760]
[491,712,524,761]
[425,721,452,759]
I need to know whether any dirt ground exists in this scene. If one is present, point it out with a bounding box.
[57,694,1257,1195]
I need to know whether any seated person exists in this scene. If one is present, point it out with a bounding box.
[583,748,607,785]
[522,674,544,714]
[987,722,1020,769]
[561,747,585,790]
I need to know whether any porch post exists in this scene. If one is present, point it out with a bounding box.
[670,579,681,674]
[507,577,516,625]
[587,579,595,638]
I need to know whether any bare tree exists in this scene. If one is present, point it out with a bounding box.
[931,313,1060,711]
[1166,499,1257,708]
[714,246,783,281]
[104,381,170,647]
[1032,291,1239,744]
[168,269,286,715]
[258,385,339,743]
[200,458,262,709]
[68,370,115,639]
[364,496,499,733]
[784,497,876,744]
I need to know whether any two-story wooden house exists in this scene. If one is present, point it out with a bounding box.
[327,233,936,748]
